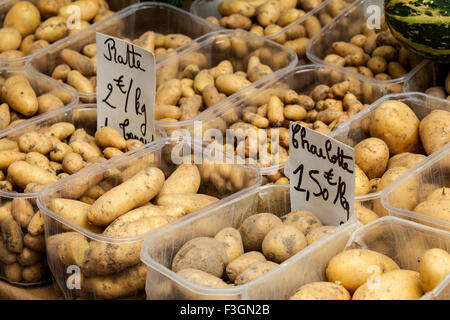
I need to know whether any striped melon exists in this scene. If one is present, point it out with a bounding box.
[385,0,450,63]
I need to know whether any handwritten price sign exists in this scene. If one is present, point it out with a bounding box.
[96,33,155,143]
[288,123,355,225]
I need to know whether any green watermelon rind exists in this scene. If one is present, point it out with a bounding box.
[385,0,450,63]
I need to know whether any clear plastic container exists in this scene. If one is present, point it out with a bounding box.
[181,64,385,181]
[190,0,355,63]
[0,103,164,286]
[0,0,139,67]
[330,92,450,215]
[251,216,450,300]
[0,66,78,134]
[307,0,428,94]
[141,184,359,300]
[382,144,450,232]
[26,2,219,102]
[405,61,450,105]
[37,136,262,299]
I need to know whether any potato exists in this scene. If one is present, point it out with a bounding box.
[261,225,307,263]
[157,164,201,198]
[352,270,423,300]
[23,233,45,252]
[5,263,22,282]
[234,261,278,285]
[289,281,351,300]
[239,213,282,251]
[27,210,44,236]
[419,248,450,293]
[281,210,322,235]
[225,251,266,282]
[0,150,26,169]
[326,249,400,293]
[373,166,418,216]
[172,237,228,278]
[1,216,23,253]
[306,226,336,245]
[11,198,34,229]
[419,110,450,156]
[38,0,72,17]
[256,0,280,27]
[47,232,89,266]
[177,268,230,289]
[355,164,370,196]
[155,193,219,214]
[355,203,379,225]
[88,167,165,226]
[387,152,426,170]
[1,75,38,117]
[369,100,420,155]
[0,239,16,264]
[216,74,251,95]
[67,70,95,93]
[8,161,58,189]
[17,247,41,266]
[94,127,126,149]
[35,16,68,42]
[82,263,147,299]
[49,198,102,233]
[19,131,53,154]
[214,227,244,263]
[425,187,450,201]
[37,94,64,114]
[4,2,41,37]
[413,199,450,227]
[0,28,22,53]
[59,0,99,21]
[354,138,389,179]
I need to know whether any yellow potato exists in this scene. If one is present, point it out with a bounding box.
[155,193,219,214]
[8,161,58,189]
[413,199,450,227]
[94,127,126,149]
[419,110,450,155]
[49,198,102,233]
[214,227,244,263]
[387,152,426,170]
[4,2,41,37]
[0,28,22,53]
[234,260,278,285]
[1,75,38,117]
[326,249,400,293]
[352,270,423,300]
[354,137,389,179]
[281,210,322,235]
[177,268,230,289]
[355,203,379,225]
[419,248,450,293]
[226,251,266,282]
[355,164,370,196]
[306,226,336,245]
[289,282,351,300]
[262,225,307,263]
[59,0,99,21]
[35,16,68,43]
[239,213,282,251]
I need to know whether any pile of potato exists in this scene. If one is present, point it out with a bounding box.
[173,209,337,288]
[322,21,423,93]
[0,0,115,62]
[289,247,450,300]
[422,70,450,101]
[0,73,73,131]
[350,100,450,224]
[45,160,256,299]
[46,32,199,99]
[206,0,353,61]
[0,199,47,283]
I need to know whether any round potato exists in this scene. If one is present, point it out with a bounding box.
[352,270,423,300]
[225,251,266,282]
[354,137,389,179]
[289,281,351,300]
[262,225,307,263]
[413,199,450,228]
[355,164,370,196]
[281,210,322,235]
[4,2,41,37]
[239,213,282,251]
[234,260,278,285]
[369,100,420,155]
[425,187,450,201]
[0,28,22,53]
[214,227,244,263]
[419,110,450,156]
[306,226,336,245]
[172,237,229,278]
[177,268,230,289]
[326,249,400,293]
[419,248,450,293]
[387,152,426,170]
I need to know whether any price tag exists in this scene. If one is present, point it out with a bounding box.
[288,122,355,225]
[96,33,155,143]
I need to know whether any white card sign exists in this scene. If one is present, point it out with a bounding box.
[96,33,155,144]
[288,122,355,225]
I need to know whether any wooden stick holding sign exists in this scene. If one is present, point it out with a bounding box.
[96,33,156,144]
[288,122,355,226]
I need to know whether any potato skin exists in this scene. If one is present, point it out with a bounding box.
[7,161,58,189]
[49,198,102,233]
[239,213,282,251]
[369,100,420,155]
[234,261,278,285]
[226,251,266,282]
[419,248,450,293]
[413,199,450,227]
[352,270,423,300]
[262,225,307,263]
[306,226,336,245]
[214,227,244,263]
[419,110,450,156]
[355,164,370,196]
[88,167,165,226]
[354,137,389,179]
[1,76,38,117]
[1,216,24,253]
[172,237,228,278]
[387,152,426,170]
[281,210,322,235]
[289,282,351,300]
[177,268,230,289]
[4,2,41,37]
[155,193,219,214]
[157,164,201,198]
[355,204,379,225]
[326,249,400,293]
